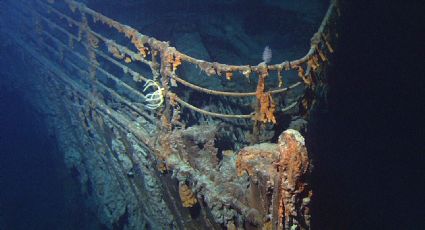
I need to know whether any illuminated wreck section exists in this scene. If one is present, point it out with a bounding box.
[2,0,338,229]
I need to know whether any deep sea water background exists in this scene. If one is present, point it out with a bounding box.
[0,72,102,229]
[310,1,424,229]
[0,0,423,229]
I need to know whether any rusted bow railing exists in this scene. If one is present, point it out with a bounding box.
[16,0,337,127]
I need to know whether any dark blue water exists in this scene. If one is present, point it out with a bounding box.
[310,1,424,229]
[0,65,101,230]
[1,88,58,229]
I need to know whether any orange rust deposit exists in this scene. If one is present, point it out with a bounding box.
[225,72,233,80]
[172,55,181,72]
[255,75,277,124]
[130,35,148,58]
[276,130,312,229]
[179,183,197,208]
[296,65,313,86]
